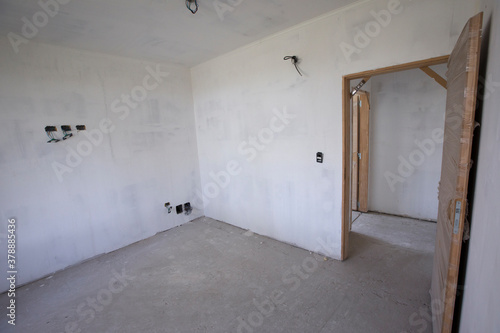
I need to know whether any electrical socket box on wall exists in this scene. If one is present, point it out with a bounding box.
[184,202,192,215]
[316,152,324,163]
[45,126,57,132]
[176,205,183,214]
[164,202,172,214]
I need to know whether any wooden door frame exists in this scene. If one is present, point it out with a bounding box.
[341,55,450,260]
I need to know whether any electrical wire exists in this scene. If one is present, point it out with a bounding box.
[62,130,73,140]
[46,131,60,143]
[186,0,198,14]
[284,56,303,76]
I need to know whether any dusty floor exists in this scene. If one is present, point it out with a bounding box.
[1,213,437,333]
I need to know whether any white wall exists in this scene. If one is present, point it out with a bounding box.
[367,66,447,221]
[0,39,203,292]
[191,0,478,259]
[460,0,500,331]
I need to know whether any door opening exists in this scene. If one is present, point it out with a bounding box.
[342,55,449,260]
[341,12,483,333]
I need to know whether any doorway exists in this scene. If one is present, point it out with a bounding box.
[341,13,483,333]
[341,56,449,260]
[350,64,449,225]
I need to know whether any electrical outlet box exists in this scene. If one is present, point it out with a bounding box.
[61,125,71,131]
[45,126,57,132]
[76,125,86,131]
[184,202,192,215]
[176,205,183,214]
[316,152,324,163]
[165,202,172,214]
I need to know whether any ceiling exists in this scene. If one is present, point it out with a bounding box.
[0,0,355,67]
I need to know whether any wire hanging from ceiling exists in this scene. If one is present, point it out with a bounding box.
[284,56,303,76]
[186,0,199,14]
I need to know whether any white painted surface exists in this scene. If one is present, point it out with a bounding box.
[0,39,202,292]
[0,0,354,66]
[367,66,447,221]
[460,1,500,331]
[192,0,478,259]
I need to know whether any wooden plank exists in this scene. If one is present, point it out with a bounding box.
[358,92,370,213]
[420,66,448,89]
[345,55,449,80]
[351,94,360,212]
[430,12,482,333]
[341,76,351,260]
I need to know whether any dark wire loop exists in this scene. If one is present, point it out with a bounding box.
[186,0,199,14]
[284,56,303,76]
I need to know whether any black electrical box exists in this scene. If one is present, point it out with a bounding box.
[316,152,323,163]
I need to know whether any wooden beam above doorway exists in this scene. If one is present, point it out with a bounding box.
[420,66,448,89]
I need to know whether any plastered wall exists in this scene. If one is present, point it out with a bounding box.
[191,0,478,259]
[0,39,203,292]
[367,66,447,221]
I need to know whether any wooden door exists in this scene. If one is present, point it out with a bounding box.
[351,91,370,213]
[431,12,483,333]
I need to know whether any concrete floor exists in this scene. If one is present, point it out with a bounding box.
[1,213,437,333]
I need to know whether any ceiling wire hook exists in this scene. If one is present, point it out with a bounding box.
[284,56,303,76]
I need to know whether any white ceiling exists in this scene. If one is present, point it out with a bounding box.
[0,0,356,67]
